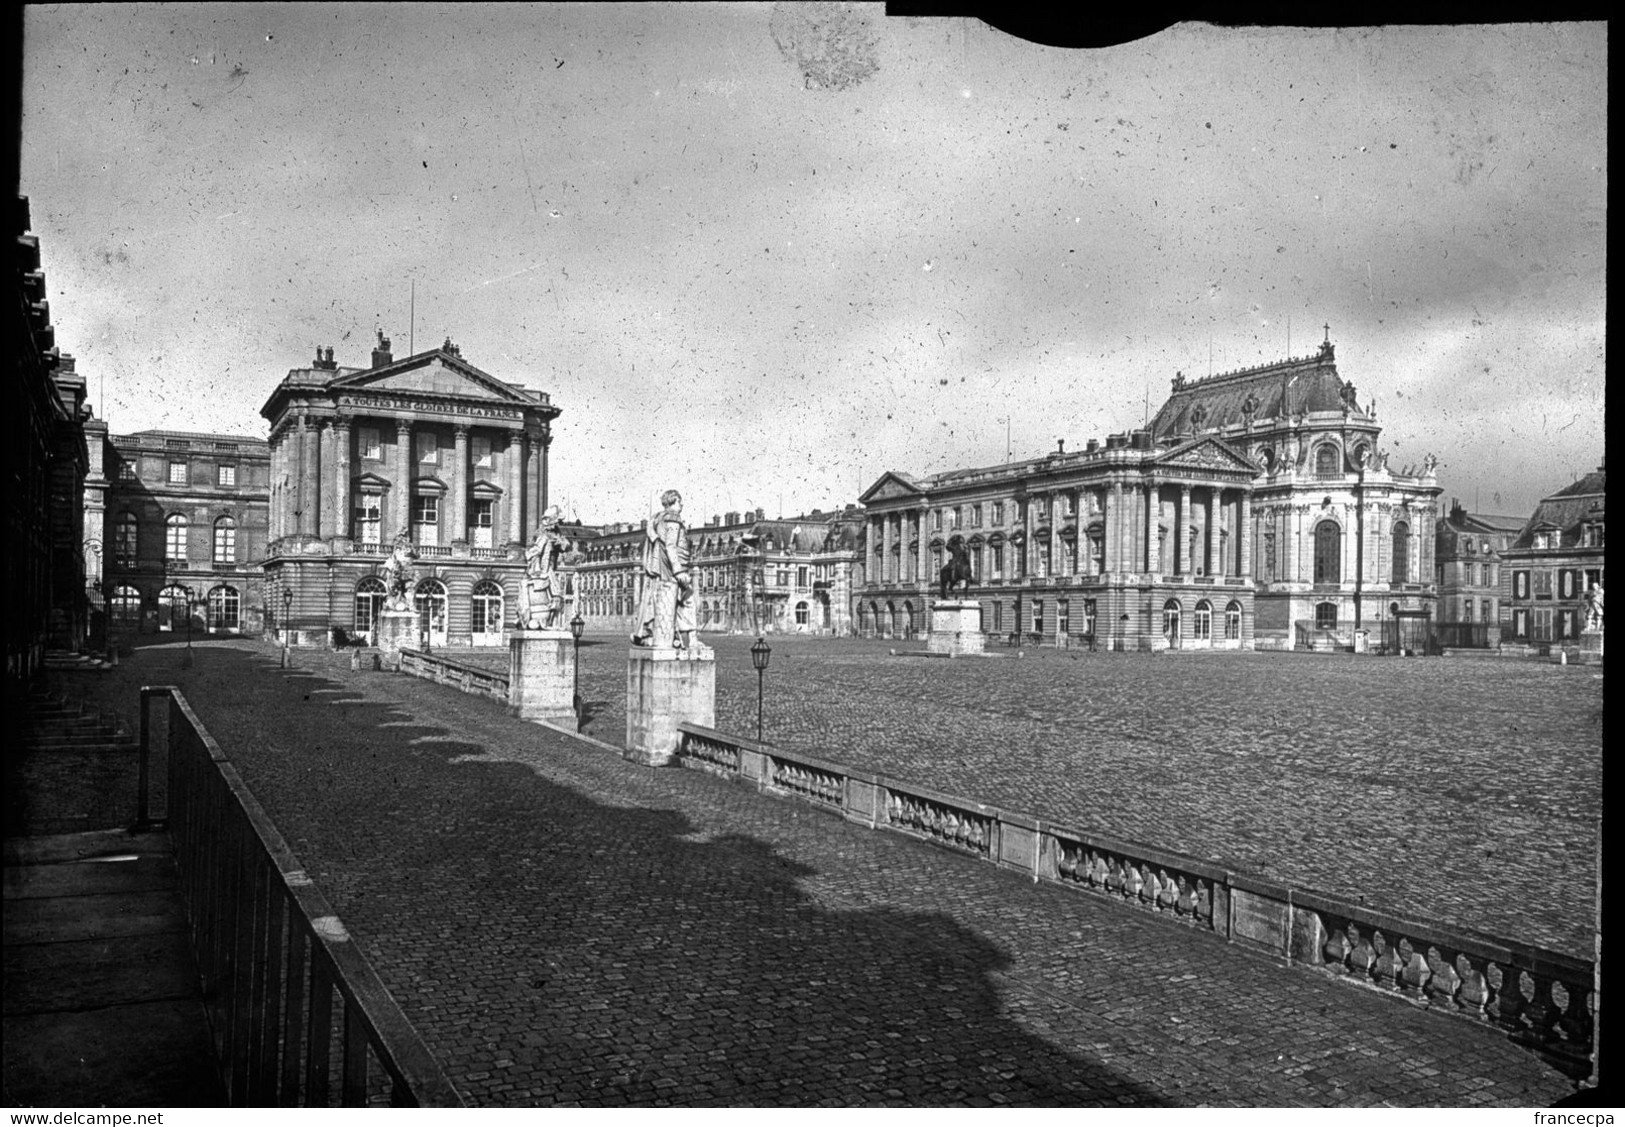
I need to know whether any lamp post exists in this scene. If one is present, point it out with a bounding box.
[570,613,585,721]
[181,588,196,668]
[282,587,293,667]
[750,636,771,743]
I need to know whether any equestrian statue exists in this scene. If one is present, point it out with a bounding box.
[938,540,974,601]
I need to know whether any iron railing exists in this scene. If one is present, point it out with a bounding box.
[140,685,463,1107]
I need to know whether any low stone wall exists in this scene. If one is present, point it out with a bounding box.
[397,648,510,704]
[676,722,1597,1082]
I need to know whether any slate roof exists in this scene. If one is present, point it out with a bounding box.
[1509,465,1606,550]
[1148,343,1366,442]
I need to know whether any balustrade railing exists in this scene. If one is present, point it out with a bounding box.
[397,648,510,703]
[673,721,1597,1083]
[139,686,463,1107]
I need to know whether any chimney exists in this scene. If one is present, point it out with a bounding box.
[314,346,337,371]
[725,511,739,525]
[1057,438,1066,455]
[372,330,393,369]
[756,507,765,520]
[1085,438,1099,453]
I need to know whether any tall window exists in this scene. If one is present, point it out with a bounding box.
[354,577,387,637]
[1163,598,1182,638]
[1531,608,1553,641]
[1533,570,1554,598]
[1057,599,1070,636]
[414,578,448,641]
[1031,599,1043,636]
[972,504,983,528]
[413,495,439,546]
[213,517,237,563]
[470,499,495,548]
[1313,520,1341,584]
[796,566,808,587]
[471,580,504,640]
[472,435,493,467]
[207,585,240,630]
[359,427,381,460]
[111,585,142,629]
[168,461,188,484]
[1315,445,1339,476]
[217,464,237,487]
[992,602,1003,632]
[417,432,439,464]
[992,501,1004,525]
[1391,521,1410,584]
[1193,600,1213,641]
[1315,601,1338,629]
[1225,600,1242,640]
[114,512,138,566]
[795,601,809,626]
[1084,599,1097,639]
[165,514,189,562]
[355,491,382,546]
[991,544,1004,579]
[932,510,942,531]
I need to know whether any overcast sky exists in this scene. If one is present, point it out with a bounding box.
[21,5,1605,523]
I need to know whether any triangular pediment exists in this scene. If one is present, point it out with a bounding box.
[859,472,925,505]
[1153,436,1258,474]
[329,350,534,405]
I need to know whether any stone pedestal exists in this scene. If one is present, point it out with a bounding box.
[376,608,418,668]
[509,629,578,726]
[625,647,716,767]
[1575,629,1604,664]
[928,601,985,656]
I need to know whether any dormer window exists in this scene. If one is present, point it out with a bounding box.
[1583,522,1605,548]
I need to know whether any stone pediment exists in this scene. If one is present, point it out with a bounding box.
[859,472,925,505]
[329,352,533,405]
[1154,437,1258,475]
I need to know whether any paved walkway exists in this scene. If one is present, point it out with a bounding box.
[41,638,1585,1108]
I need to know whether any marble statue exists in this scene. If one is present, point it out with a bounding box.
[1584,582,1604,632]
[519,508,573,630]
[381,531,417,611]
[631,490,709,655]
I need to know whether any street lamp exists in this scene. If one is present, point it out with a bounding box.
[750,636,772,743]
[282,587,293,667]
[570,612,585,721]
[181,587,196,668]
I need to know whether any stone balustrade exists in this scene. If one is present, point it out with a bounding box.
[397,648,510,703]
[673,721,1597,1081]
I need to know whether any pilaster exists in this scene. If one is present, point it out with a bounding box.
[1177,485,1192,576]
[333,419,352,541]
[451,425,470,545]
[316,420,334,538]
[394,420,413,543]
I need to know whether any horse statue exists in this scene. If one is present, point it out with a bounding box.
[938,541,974,601]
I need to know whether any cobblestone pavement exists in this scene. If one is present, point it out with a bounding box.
[48,641,1582,1107]
[459,634,1601,959]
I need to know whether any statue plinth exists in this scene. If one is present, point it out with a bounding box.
[1575,627,1604,664]
[509,629,578,726]
[929,600,985,656]
[375,608,418,668]
[625,646,716,767]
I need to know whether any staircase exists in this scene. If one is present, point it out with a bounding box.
[42,646,117,671]
[8,689,139,837]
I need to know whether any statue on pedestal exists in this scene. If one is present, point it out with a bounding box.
[1583,582,1604,633]
[631,489,710,656]
[381,532,417,611]
[519,507,572,630]
[939,541,973,601]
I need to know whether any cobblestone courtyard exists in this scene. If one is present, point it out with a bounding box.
[542,635,1600,959]
[36,640,1588,1106]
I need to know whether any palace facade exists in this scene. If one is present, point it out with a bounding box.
[859,430,1260,651]
[260,335,560,647]
[1147,337,1442,651]
[1501,462,1605,650]
[575,507,865,637]
[88,427,270,642]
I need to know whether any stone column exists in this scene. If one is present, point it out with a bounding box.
[1146,478,1159,575]
[1290,505,1303,583]
[527,427,545,539]
[506,432,526,544]
[1207,488,1221,577]
[298,415,318,536]
[917,507,929,588]
[1239,491,1253,579]
[881,513,893,583]
[1177,485,1192,576]
[394,420,413,543]
[333,420,352,541]
[317,421,335,538]
[539,428,552,517]
[451,425,470,545]
[1106,482,1121,574]
[269,432,282,542]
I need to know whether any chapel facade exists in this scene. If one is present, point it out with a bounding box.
[259,335,561,647]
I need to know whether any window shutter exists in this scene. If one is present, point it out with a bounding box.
[1513,570,1529,600]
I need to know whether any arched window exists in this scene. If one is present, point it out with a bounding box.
[1315,601,1339,629]
[1225,600,1243,640]
[1314,520,1341,584]
[414,578,448,645]
[354,577,387,637]
[1193,599,1213,641]
[1315,444,1339,476]
[471,580,504,643]
[1391,521,1410,584]
[207,584,241,630]
[158,584,190,631]
[114,512,139,566]
[1162,598,1182,639]
[165,514,189,562]
[111,585,142,629]
[213,516,237,563]
[795,601,809,626]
